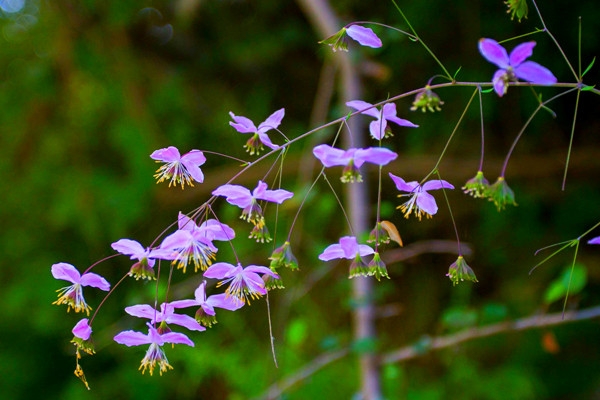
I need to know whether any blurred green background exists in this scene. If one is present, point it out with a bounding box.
[2,0,600,399]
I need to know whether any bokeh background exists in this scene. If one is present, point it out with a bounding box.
[2,0,600,399]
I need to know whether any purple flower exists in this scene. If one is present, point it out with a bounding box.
[229,108,284,155]
[170,281,244,327]
[319,24,382,52]
[346,100,418,140]
[71,318,95,356]
[114,322,194,376]
[318,236,375,278]
[389,173,454,220]
[203,262,279,304]
[150,146,206,188]
[160,230,217,273]
[313,144,398,183]
[212,181,293,227]
[478,38,557,97]
[588,236,600,245]
[319,236,375,261]
[124,302,205,333]
[51,263,111,315]
[111,239,174,280]
[73,318,92,340]
[346,25,382,49]
[176,213,235,241]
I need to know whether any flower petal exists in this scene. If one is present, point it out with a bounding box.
[160,331,195,346]
[257,108,285,133]
[509,41,536,66]
[514,61,557,84]
[369,119,387,140]
[478,38,509,69]
[72,318,92,340]
[588,236,600,245]
[51,262,81,284]
[204,262,236,279]
[125,304,157,320]
[318,243,346,261]
[212,184,253,208]
[166,313,206,332]
[150,146,181,162]
[415,191,438,215]
[346,100,380,118]
[114,330,151,346]
[389,173,419,193]
[492,69,508,97]
[353,147,397,167]
[229,112,257,133]
[422,179,454,191]
[206,293,245,311]
[79,272,111,291]
[313,144,350,167]
[382,103,419,128]
[346,25,382,49]
[111,239,146,258]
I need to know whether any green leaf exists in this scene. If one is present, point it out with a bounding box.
[581,84,596,91]
[452,66,462,80]
[481,87,495,94]
[582,56,596,77]
[543,263,587,304]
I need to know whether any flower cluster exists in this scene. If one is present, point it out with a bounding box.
[52,24,567,388]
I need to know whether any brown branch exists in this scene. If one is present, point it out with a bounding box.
[383,304,600,364]
[255,305,600,399]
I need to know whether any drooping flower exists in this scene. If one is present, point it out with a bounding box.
[159,230,216,273]
[389,173,454,220]
[170,281,244,327]
[446,256,478,286]
[484,176,517,211]
[588,236,600,245]
[318,236,375,278]
[111,239,174,280]
[114,323,194,376]
[269,241,299,270]
[313,144,398,183]
[158,213,235,273]
[203,262,279,304]
[229,108,284,155]
[346,100,418,140]
[212,181,294,228]
[505,0,528,22]
[51,263,111,315]
[150,146,206,188]
[478,38,557,97]
[71,318,95,355]
[368,220,403,247]
[319,24,382,52]
[410,85,444,113]
[124,302,206,333]
[367,252,389,281]
[462,171,490,199]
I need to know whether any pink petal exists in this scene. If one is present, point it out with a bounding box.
[72,318,92,340]
[415,191,438,215]
[422,179,454,191]
[313,144,350,167]
[257,108,285,133]
[514,61,557,84]
[150,146,181,162]
[354,147,397,167]
[51,262,81,284]
[229,112,257,133]
[204,262,236,279]
[389,173,419,193]
[111,239,146,258]
[478,38,509,69]
[346,25,382,49]
[346,100,380,118]
[509,41,536,66]
[114,330,151,346]
[79,272,111,291]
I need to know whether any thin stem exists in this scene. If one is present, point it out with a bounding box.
[497,28,545,44]
[500,87,578,177]
[423,88,478,182]
[350,21,416,41]
[561,240,581,318]
[476,86,485,172]
[530,0,579,81]
[390,0,453,80]
[436,171,461,254]
[265,291,279,368]
[322,172,355,237]
[562,88,581,190]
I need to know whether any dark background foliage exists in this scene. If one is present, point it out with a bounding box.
[1,0,599,399]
